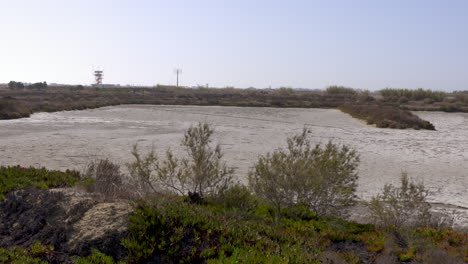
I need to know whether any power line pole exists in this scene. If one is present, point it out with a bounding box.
[174,68,182,87]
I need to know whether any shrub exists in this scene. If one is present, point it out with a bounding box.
[422,249,465,264]
[367,173,432,228]
[206,184,259,212]
[339,104,435,130]
[128,122,234,198]
[326,86,357,96]
[0,165,83,200]
[0,247,47,264]
[249,128,359,220]
[379,88,446,102]
[85,159,126,199]
[73,249,125,264]
[0,98,31,119]
[398,96,409,104]
[356,90,375,103]
[121,199,322,263]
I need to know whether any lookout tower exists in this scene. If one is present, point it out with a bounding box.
[94,70,103,87]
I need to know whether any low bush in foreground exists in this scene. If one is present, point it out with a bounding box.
[0,165,84,200]
[128,122,234,199]
[339,104,436,130]
[121,198,467,263]
[368,173,432,228]
[0,243,125,264]
[0,183,466,263]
[249,128,359,220]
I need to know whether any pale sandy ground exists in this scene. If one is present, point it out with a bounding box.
[0,105,467,227]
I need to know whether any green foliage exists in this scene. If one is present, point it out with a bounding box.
[0,163,464,264]
[368,173,432,228]
[325,85,357,96]
[340,252,360,264]
[206,184,259,212]
[399,247,416,262]
[0,247,47,264]
[8,81,25,90]
[249,128,359,219]
[0,191,465,263]
[121,199,322,263]
[0,242,53,264]
[361,232,386,252]
[73,249,125,264]
[413,227,468,261]
[29,241,54,257]
[128,122,234,197]
[380,88,447,102]
[0,165,84,200]
[27,82,48,90]
[0,244,123,264]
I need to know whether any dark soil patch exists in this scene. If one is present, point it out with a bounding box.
[0,187,128,262]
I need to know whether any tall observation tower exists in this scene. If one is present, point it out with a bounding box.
[94,70,103,87]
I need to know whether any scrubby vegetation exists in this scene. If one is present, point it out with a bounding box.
[249,128,359,220]
[380,88,468,112]
[1,124,467,263]
[325,85,358,96]
[368,173,432,228]
[380,88,447,103]
[8,82,468,129]
[339,104,436,130]
[0,165,85,200]
[2,192,466,263]
[0,97,32,119]
[127,123,233,198]
[0,84,353,120]
[0,83,438,130]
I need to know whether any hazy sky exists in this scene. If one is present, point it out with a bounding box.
[1,0,467,90]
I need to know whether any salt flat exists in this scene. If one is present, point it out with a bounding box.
[1,105,467,225]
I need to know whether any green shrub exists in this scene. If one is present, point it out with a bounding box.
[73,249,125,264]
[326,86,357,96]
[0,165,84,200]
[0,244,122,264]
[399,247,416,262]
[380,88,446,102]
[367,173,432,228]
[121,199,322,263]
[249,128,359,220]
[206,184,259,212]
[0,247,47,264]
[128,122,234,198]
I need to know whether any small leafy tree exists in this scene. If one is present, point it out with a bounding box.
[128,122,234,197]
[249,128,359,220]
[367,173,432,228]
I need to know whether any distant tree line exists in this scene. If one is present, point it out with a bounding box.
[380,88,447,102]
[8,81,48,90]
